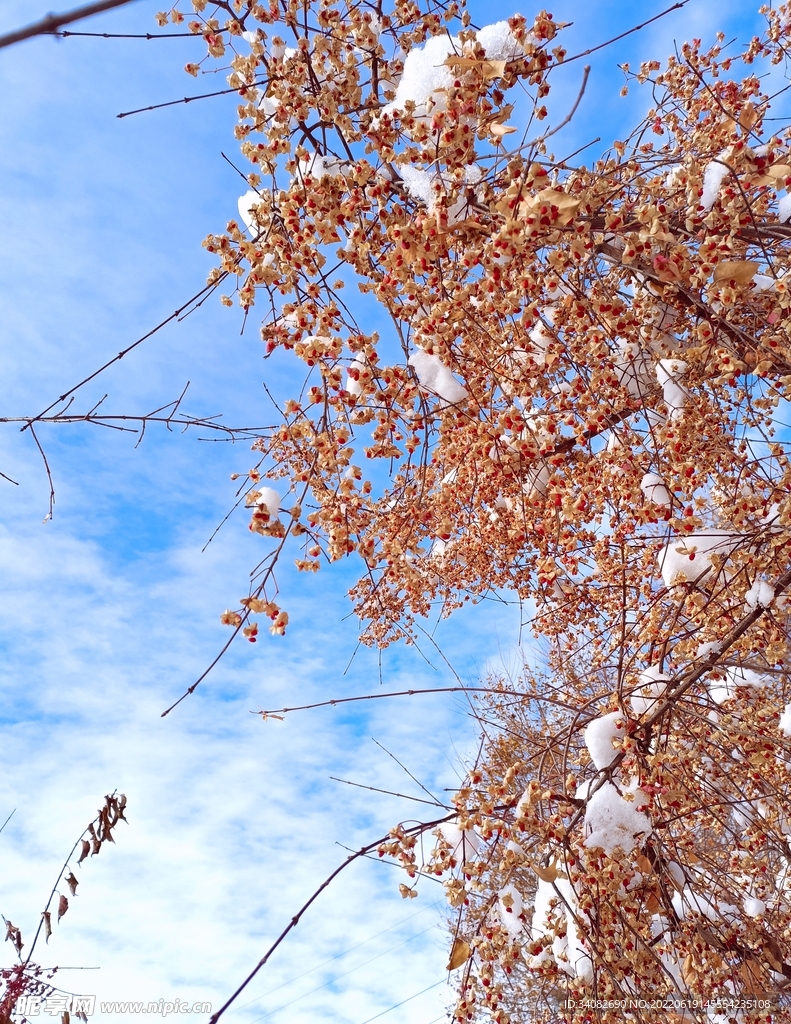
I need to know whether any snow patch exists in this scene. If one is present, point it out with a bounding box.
[701,151,731,211]
[583,780,651,856]
[640,472,671,508]
[584,712,625,770]
[409,349,468,406]
[630,665,670,717]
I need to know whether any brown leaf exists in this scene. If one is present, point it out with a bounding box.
[447,937,472,970]
[91,839,101,856]
[77,840,90,865]
[444,56,507,81]
[57,894,69,923]
[42,911,52,944]
[66,872,79,897]
[712,260,760,285]
[739,102,758,133]
[765,163,791,179]
[529,857,567,883]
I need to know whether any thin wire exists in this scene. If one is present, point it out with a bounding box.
[247,922,441,1022]
[240,899,441,1005]
[356,980,446,1024]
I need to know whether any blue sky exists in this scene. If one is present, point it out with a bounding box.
[0,0,769,1021]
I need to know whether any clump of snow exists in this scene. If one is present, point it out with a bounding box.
[667,861,685,890]
[640,472,671,507]
[528,322,554,365]
[408,349,468,406]
[745,579,775,611]
[672,886,738,924]
[497,883,524,938]
[530,878,593,981]
[238,189,266,235]
[436,822,480,865]
[399,164,435,205]
[613,340,654,399]
[779,193,791,224]
[583,780,651,856]
[657,529,740,587]
[708,665,767,705]
[584,712,625,770]
[297,153,343,182]
[382,33,459,119]
[655,358,688,420]
[345,355,367,396]
[744,896,766,918]
[630,665,670,717]
[701,150,731,211]
[523,461,549,499]
[696,640,722,662]
[475,21,528,60]
[256,486,281,518]
[780,703,791,737]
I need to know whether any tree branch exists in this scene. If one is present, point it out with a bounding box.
[0,0,140,50]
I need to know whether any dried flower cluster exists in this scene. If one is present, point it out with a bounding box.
[176,0,791,1020]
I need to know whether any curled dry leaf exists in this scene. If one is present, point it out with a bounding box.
[57,894,68,923]
[712,260,760,284]
[447,937,472,971]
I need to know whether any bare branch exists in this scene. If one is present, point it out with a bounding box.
[0,0,140,50]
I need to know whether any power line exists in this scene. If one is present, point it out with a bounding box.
[356,980,446,1024]
[247,922,441,1022]
[239,899,442,1007]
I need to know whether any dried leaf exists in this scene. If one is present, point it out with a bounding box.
[66,872,79,897]
[42,911,52,944]
[712,260,760,285]
[490,122,517,138]
[765,163,791,179]
[523,188,580,226]
[529,857,566,883]
[398,883,417,899]
[447,937,472,970]
[77,840,90,865]
[445,56,507,80]
[57,894,69,923]
[739,102,758,132]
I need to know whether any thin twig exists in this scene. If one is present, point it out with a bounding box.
[253,685,574,718]
[371,738,445,807]
[206,813,457,1024]
[329,776,451,808]
[558,1,689,66]
[0,809,16,836]
[0,470,19,486]
[21,276,228,432]
[529,64,590,148]
[47,29,194,38]
[0,0,140,49]
[27,423,55,522]
[117,81,264,119]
